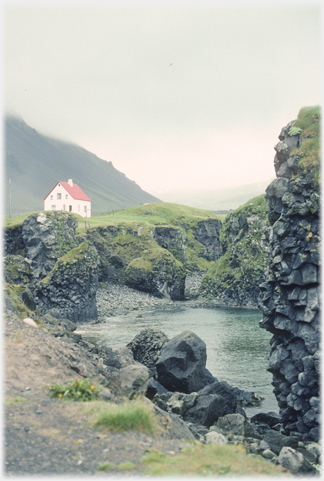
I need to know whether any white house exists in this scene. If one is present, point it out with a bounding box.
[44,179,91,218]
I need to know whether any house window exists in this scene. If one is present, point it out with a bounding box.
[50,195,53,200]
[51,205,56,210]
[65,194,68,199]
[84,206,87,212]
[63,204,66,210]
[57,193,61,200]
[69,206,72,212]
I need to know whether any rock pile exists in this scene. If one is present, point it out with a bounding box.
[259,120,320,441]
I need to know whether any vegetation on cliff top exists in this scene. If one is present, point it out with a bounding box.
[290,105,320,185]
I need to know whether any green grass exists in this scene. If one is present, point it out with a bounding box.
[91,399,155,434]
[76,202,223,233]
[141,443,289,476]
[290,105,320,185]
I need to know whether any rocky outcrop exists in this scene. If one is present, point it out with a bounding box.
[22,212,78,278]
[35,241,99,322]
[199,195,270,308]
[259,112,320,442]
[194,219,223,262]
[126,328,169,369]
[4,212,99,322]
[155,330,207,393]
[125,248,186,300]
[153,226,187,265]
[4,225,25,256]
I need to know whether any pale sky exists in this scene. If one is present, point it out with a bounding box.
[4,1,321,196]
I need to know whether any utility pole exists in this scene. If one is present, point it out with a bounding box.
[9,179,11,219]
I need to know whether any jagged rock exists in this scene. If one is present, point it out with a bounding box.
[199,195,270,308]
[263,430,299,455]
[127,328,169,368]
[152,403,195,441]
[125,248,186,300]
[197,381,237,415]
[183,393,226,427]
[194,219,223,262]
[146,378,169,400]
[250,412,281,428]
[153,226,187,265]
[216,413,254,437]
[155,330,207,393]
[277,446,316,475]
[259,114,320,441]
[35,242,99,322]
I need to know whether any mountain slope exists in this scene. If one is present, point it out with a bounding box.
[5,116,161,216]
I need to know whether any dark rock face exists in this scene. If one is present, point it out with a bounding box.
[183,393,226,427]
[194,220,223,262]
[4,225,25,256]
[4,212,99,322]
[22,212,78,278]
[156,330,207,393]
[199,195,270,308]
[127,328,169,369]
[259,121,320,441]
[35,242,99,322]
[125,249,186,300]
[153,226,187,266]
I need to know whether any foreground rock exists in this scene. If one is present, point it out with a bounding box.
[259,112,320,442]
[155,330,207,393]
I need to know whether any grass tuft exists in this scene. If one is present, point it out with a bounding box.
[141,442,289,476]
[91,399,155,434]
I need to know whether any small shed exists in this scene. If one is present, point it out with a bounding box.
[44,179,91,218]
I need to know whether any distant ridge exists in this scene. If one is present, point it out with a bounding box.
[4,116,161,217]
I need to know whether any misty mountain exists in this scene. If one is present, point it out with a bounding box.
[4,116,161,217]
[157,179,275,212]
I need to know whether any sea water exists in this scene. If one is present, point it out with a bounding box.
[77,306,278,416]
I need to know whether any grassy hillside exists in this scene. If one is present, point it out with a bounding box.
[5,116,161,216]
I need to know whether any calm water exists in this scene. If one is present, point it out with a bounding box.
[77,306,278,415]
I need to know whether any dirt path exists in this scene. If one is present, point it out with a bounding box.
[4,313,189,476]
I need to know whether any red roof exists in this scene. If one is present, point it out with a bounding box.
[44,181,91,202]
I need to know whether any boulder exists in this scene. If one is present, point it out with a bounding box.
[156,330,207,393]
[250,411,281,428]
[152,404,195,441]
[216,413,254,437]
[183,394,225,427]
[263,430,299,456]
[146,378,169,400]
[118,364,150,399]
[205,431,227,445]
[278,447,316,475]
[127,328,169,368]
[198,381,237,415]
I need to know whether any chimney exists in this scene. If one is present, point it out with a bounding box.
[68,179,73,187]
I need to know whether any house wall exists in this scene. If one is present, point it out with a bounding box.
[44,183,91,218]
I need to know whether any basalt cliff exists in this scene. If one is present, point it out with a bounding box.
[259,106,320,442]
